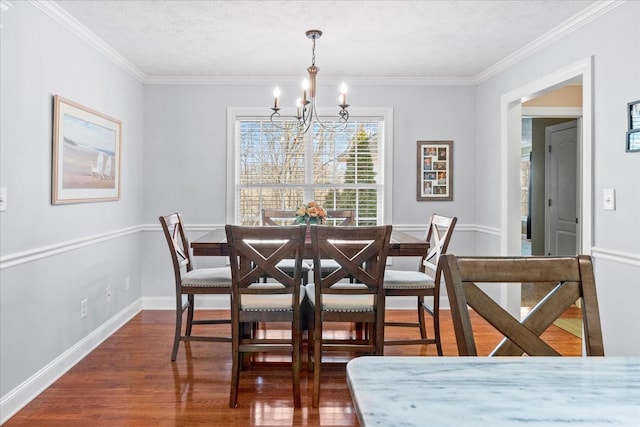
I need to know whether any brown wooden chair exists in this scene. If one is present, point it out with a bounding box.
[159,213,231,361]
[383,214,457,354]
[225,224,306,408]
[440,254,605,356]
[307,224,392,407]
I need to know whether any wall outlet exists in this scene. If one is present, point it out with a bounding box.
[106,286,112,303]
[603,188,615,211]
[80,299,88,318]
[125,276,131,291]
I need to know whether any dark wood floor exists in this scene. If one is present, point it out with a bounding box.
[5,308,581,426]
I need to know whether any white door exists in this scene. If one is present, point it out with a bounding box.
[545,120,578,256]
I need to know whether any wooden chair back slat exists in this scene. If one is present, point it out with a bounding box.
[440,254,604,357]
[421,214,457,273]
[225,225,306,294]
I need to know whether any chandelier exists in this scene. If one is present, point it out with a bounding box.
[270,29,350,135]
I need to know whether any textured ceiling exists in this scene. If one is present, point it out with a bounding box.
[53,0,600,80]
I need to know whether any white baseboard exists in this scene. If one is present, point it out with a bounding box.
[0,300,142,425]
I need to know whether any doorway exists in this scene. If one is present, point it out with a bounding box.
[500,57,593,318]
[521,117,579,257]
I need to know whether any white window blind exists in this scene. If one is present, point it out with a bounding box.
[233,116,386,226]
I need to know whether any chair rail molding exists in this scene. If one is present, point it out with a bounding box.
[0,226,141,270]
[591,247,640,267]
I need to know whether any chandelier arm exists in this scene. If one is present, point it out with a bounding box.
[311,99,350,131]
[270,110,301,132]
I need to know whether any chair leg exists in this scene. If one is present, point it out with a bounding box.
[417,296,427,339]
[229,322,241,408]
[171,301,184,361]
[292,321,302,408]
[433,310,443,356]
[186,295,195,336]
[312,321,322,407]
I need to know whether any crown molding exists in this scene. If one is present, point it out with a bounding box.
[33,0,624,86]
[476,0,625,83]
[29,0,147,82]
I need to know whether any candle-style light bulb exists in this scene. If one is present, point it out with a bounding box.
[296,97,303,117]
[273,87,281,109]
[302,79,309,102]
[339,82,348,106]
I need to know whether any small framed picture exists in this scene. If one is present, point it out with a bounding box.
[417,140,453,201]
[627,129,640,152]
[627,101,640,153]
[52,96,122,204]
[628,100,640,131]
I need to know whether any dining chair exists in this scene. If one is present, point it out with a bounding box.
[307,224,392,407]
[261,209,312,285]
[383,214,457,355]
[159,213,232,361]
[225,224,306,408]
[440,254,605,356]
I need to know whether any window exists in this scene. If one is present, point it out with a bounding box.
[228,108,392,226]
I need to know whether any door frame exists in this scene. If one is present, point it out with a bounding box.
[501,57,592,256]
[498,57,593,316]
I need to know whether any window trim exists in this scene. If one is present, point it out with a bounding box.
[226,107,394,225]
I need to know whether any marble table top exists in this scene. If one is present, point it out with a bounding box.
[346,356,640,426]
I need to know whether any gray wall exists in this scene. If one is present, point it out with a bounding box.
[0,1,144,406]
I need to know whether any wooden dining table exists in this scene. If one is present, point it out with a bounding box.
[191,227,429,258]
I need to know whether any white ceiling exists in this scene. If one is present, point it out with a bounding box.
[52,0,603,83]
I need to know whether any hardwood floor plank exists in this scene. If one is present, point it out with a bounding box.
[4,309,581,426]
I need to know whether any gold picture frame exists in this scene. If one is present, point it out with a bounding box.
[417,140,453,201]
[52,96,122,204]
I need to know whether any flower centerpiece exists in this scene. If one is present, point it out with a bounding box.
[295,201,327,225]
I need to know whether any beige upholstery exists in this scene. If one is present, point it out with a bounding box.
[241,283,306,311]
[181,268,233,287]
[306,283,373,311]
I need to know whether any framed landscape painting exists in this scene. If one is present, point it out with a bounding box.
[417,140,453,201]
[52,96,121,204]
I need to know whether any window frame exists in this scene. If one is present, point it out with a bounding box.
[226,107,394,225]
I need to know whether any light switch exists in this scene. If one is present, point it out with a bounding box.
[0,187,6,211]
[603,188,615,211]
